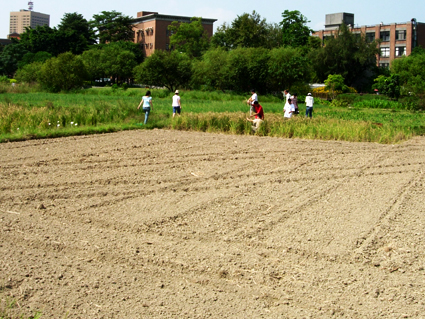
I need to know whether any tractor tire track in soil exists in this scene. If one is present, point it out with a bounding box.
[1,129,425,318]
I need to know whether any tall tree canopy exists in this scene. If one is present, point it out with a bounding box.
[133,50,192,92]
[280,10,313,47]
[19,25,63,55]
[91,11,134,44]
[310,23,379,91]
[168,17,210,58]
[211,11,272,49]
[391,47,425,95]
[57,12,96,54]
[81,41,139,83]
[0,42,28,76]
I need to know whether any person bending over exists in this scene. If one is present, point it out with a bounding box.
[247,101,264,131]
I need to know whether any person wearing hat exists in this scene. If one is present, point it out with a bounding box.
[247,89,258,116]
[305,93,314,118]
[172,90,181,118]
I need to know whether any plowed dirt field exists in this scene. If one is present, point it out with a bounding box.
[1,129,425,318]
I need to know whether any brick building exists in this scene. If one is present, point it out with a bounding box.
[313,13,425,67]
[132,11,216,57]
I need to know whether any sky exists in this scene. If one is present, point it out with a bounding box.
[1,0,425,39]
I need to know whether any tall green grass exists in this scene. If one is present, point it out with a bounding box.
[1,88,424,144]
[168,113,412,144]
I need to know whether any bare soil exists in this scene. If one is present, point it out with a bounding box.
[1,129,425,318]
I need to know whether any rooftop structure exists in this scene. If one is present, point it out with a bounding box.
[9,3,49,36]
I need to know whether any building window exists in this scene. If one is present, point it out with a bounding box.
[380,47,390,57]
[395,46,406,57]
[380,31,390,42]
[396,30,406,40]
[379,62,389,68]
[366,32,375,43]
[166,43,169,50]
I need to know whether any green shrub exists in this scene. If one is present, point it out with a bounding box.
[15,62,43,84]
[38,52,88,92]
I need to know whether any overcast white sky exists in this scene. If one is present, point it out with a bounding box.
[1,0,424,38]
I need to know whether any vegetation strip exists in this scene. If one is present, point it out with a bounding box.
[1,87,423,144]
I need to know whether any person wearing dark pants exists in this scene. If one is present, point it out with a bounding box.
[305,92,314,118]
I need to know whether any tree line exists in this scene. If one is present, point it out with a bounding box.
[1,9,424,98]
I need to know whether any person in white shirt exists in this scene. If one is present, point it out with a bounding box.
[284,98,295,118]
[172,90,181,118]
[305,93,314,118]
[247,89,258,115]
[283,89,290,112]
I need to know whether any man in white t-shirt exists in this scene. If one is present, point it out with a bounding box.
[172,90,181,118]
[305,93,314,118]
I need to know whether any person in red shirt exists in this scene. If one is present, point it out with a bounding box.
[247,101,264,131]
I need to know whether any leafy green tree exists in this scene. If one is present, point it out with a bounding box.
[307,36,322,49]
[0,42,28,76]
[264,23,283,49]
[19,25,64,56]
[18,51,52,69]
[57,12,96,54]
[267,46,311,92]
[280,10,313,47]
[101,44,137,84]
[81,48,105,82]
[391,48,425,95]
[133,50,192,92]
[81,42,138,84]
[217,47,270,93]
[15,61,43,83]
[38,52,88,92]
[310,23,379,91]
[211,11,270,49]
[168,17,210,58]
[325,74,348,99]
[372,74,400,99]
[91,11,134,44]
[192,47,231,91]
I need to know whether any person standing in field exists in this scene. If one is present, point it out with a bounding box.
[247,89,258,116]
[172,90,181,118]
[305,93,314,118]
[246,101,264,131]
[137,90,153,125]
[284,98,295,119]
[283,89,290,107]
[291,93,299,114]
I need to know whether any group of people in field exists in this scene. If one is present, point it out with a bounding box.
[136,88,314,128]
[246,89,314,132]
[137,89,182,125]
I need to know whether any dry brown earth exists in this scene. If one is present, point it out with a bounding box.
[1,129,425,318]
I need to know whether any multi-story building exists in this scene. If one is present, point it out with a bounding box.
[9,9,50,36]
[313,13,425,67]
[132,11,216,57]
